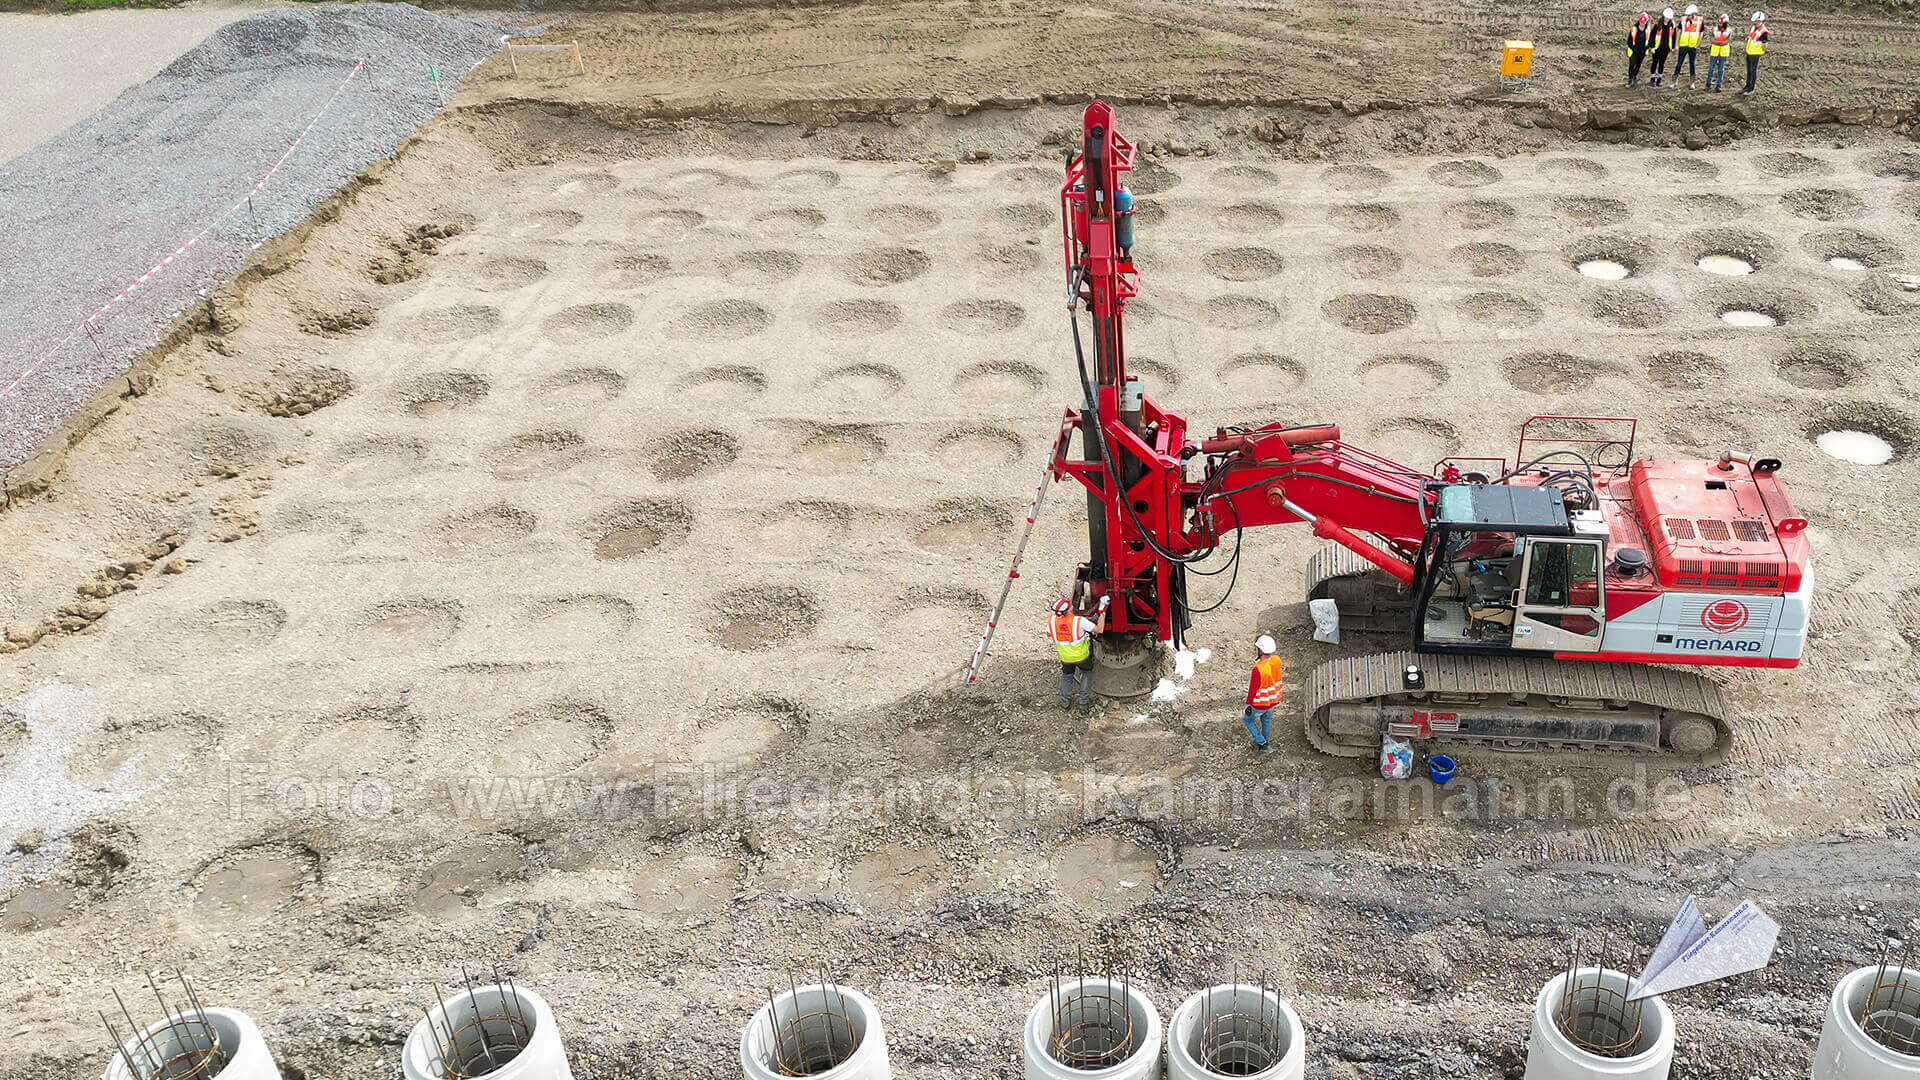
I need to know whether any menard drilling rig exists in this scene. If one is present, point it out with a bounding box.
[1047,101,1814,763]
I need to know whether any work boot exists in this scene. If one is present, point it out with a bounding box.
[1254,742,1272,759]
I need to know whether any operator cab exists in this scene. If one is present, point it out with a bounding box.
[1410,484,1607,655]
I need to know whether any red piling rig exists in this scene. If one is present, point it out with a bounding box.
[1050,101,1192,640]
[1049,101,1440,644]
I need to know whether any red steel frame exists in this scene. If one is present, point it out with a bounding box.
[1048,100,1189,638]
[1048,102,1436,638]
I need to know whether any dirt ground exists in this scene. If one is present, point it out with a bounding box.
[5,3,1920,1078]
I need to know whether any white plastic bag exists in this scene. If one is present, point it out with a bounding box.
[1380,735,1413,780]
[1309,597,1340,644]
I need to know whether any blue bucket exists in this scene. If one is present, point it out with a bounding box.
[1429,754,1456,785]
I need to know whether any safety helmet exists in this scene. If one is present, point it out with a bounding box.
[1637,10,1650,21]
[1719,12,1730,21]
[1255,634,1278,655]
[1053,599,1072,615]
[1663,8,1675,18]
[1752,9,1764,19]
[1684,4,1698,13]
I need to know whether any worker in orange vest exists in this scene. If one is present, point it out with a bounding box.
[1049,596,1108,711]
[1674,5,1704,87]
[1741,12,1770,95]
[1705,13,1733,91]
[1242,635,1284,756]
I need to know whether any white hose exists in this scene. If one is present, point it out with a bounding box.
[1523,968,1673,1080]
[103,1007,281,1080]
[740,984,890,1080]
[401,984,571,1080]
[1166,984,1303,1080]
[1812,966,1920,1079]
[1023,976,1162,1080]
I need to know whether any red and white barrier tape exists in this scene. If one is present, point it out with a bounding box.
[0,59,368,403]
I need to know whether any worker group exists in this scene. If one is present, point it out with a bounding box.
[1627,7,1770,94]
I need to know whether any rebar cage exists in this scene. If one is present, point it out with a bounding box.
[767,983,862,1077]
[1555,969,1646,1059]
[118,1013,227,1080]
[1048,976,1139,1070]
[419,973,534,1079]
[1860,958,1920,1056]
[1195,983,1288,1077]
[101,973,232,1080]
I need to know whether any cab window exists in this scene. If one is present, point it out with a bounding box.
[1525,541,1600,607]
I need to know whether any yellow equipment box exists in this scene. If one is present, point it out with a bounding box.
[1502,40,1534,76]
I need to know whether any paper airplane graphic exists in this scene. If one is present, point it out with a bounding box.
[1630,895,1780,1000]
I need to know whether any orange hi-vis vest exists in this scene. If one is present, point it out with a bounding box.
[1050,613,1091,663]
[1679,15,1703,46]
[1710,25,1731,55]
[1250,655,1284,709]
[1747,25,1766,54]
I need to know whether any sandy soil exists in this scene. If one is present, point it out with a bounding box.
[0,0,289,164]
[463,0,1920,122]
[5,4,1920,1078]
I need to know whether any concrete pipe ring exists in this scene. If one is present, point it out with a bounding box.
[402,983,573,1080]
[1024,976,1162,1080]
[1524,968,1673,1080]
[1166,983,1304,1080]
[104,1007,282,1080]
[740,983,891,1080]
[1811,965,1920,1079]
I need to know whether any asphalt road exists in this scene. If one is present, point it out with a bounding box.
[0,0,287,164]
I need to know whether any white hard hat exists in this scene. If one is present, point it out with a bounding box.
[1685,4,1698,13]
[1053,598,1072,614]
[1752,9,1764,18]
[1663,7,1675,18]
[1255,634,1277,654]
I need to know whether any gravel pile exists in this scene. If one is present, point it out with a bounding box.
[0,3,502,471]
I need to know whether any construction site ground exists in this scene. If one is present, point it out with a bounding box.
[5,2,1920,1077]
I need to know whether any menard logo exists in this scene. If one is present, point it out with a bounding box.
[1390,710,1461,738]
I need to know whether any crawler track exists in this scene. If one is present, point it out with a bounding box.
[1304,544,1408,633]
[1304,544,1733,764]
[1304,649,1733,764]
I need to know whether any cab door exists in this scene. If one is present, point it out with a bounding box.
[1511,538,1605,653]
